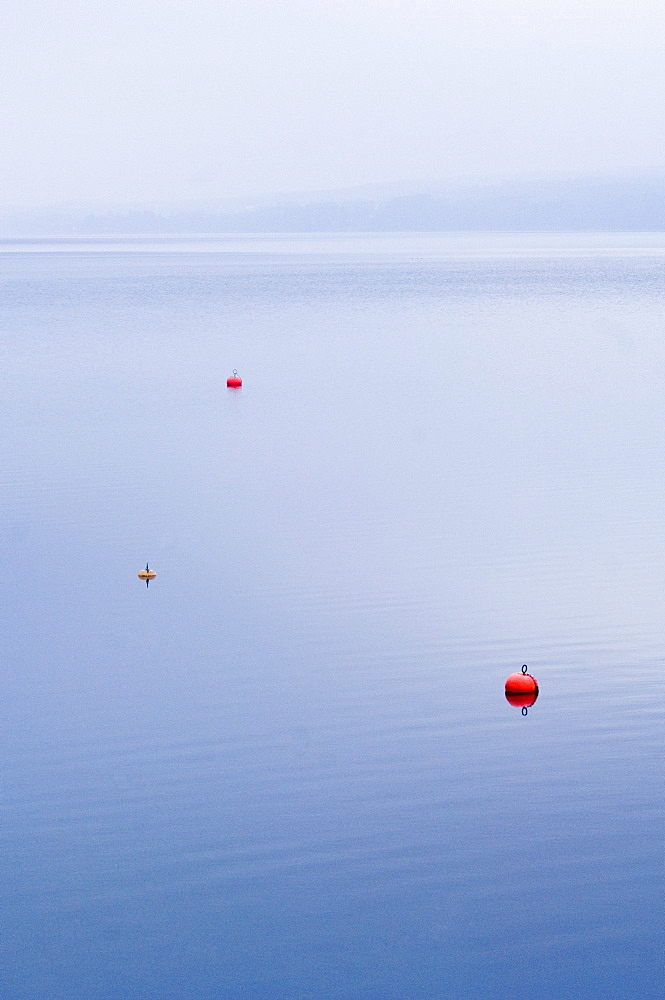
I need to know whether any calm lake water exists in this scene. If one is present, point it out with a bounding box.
[0,233,662,999]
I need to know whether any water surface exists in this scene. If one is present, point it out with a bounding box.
[0,233,662,998]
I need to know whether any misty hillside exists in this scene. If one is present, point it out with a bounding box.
[4,176,665,235]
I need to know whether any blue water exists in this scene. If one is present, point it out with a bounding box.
[0,234,662,999]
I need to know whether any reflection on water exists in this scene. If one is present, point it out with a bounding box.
[505,690,539,713]
[0,235,662,999]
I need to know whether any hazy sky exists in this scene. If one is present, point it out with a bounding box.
[2,0,665,212]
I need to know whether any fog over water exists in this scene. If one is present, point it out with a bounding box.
[4,0,665,994]
[3,0,665,214]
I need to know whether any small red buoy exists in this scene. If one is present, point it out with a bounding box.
[505,664,538,695]
[227,369,242,388]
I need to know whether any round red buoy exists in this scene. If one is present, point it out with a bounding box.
[227,369,242,388]
[505,664,538,695]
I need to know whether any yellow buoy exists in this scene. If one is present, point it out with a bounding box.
[138,563,157,582]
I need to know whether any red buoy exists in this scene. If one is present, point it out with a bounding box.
[227,369,242,388]
[505,664,538,695]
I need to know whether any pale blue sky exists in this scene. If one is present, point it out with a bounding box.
[2,0,665,212]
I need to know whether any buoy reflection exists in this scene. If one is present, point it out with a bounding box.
[505,689,539,715]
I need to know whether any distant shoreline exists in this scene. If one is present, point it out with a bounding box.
[3,175,665,237]
[3,232,665,254]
